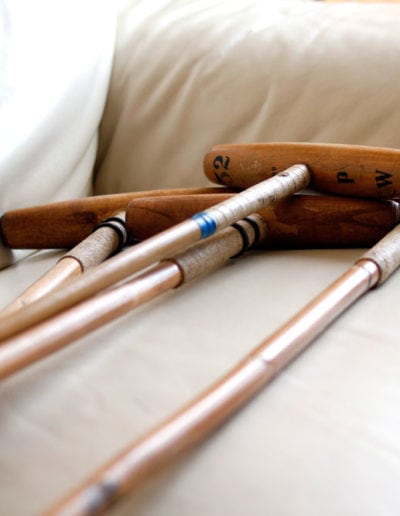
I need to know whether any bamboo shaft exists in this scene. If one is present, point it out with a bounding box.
[0,259,83,317]
[0,221,200,342]
[44,257,380,516]
[0,262,181,380]
[45,224,400,516]
[5,191,396,319]
[5,191,395,319]
[0,218,264,381]
[46,360,269,516]
[0,165,309,342]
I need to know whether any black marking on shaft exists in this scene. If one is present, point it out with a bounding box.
[243,216,261,247]
[96,216,128,252]
[230,222,250,258]
[85,480,119,515]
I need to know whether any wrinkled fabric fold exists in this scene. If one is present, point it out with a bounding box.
[95,0,400,194]
[0,0,117,268]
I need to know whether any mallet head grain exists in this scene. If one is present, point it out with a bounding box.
[0,187,235,249]
[126,194,400,249]
[203,142,400,199]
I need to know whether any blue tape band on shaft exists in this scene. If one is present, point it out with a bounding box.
[192,212,217,239]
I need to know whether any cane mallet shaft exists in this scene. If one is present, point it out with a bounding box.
[2,193,399,379]
[0,165,309,342]
[0,213,128,317]
[126,193,400,248]
[2,194,398,380]
[0,187,233,249]
[203,142,400,198]
[0,216,265,381]
[5,192,395,317]
[45,223,400,516]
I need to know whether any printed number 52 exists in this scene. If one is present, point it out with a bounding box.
[213,155,232,184]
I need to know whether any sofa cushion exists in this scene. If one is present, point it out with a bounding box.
[0,0,117,267]
[94,0,400,194]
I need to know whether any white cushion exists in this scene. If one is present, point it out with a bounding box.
[0,0,117,267]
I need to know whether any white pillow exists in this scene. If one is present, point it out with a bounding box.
[0,0,117,268]
[94,0,400,194]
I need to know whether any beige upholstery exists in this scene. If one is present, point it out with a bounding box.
[0,0,116,268]
[1,2,400,515]
[95,0,400,193]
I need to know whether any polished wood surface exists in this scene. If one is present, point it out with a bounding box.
[203,142,400,198]
[126,193,400,248]
[0,187,232,249]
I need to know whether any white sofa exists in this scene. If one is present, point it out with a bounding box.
[2,1,400,514]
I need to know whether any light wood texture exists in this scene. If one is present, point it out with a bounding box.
[0,165,309,342]
[45,224,400,516]
[0,218,264,381]
[203,142,400,198]
[0,187,233,249]
[126,193,400,248]
[0,258,82,317]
